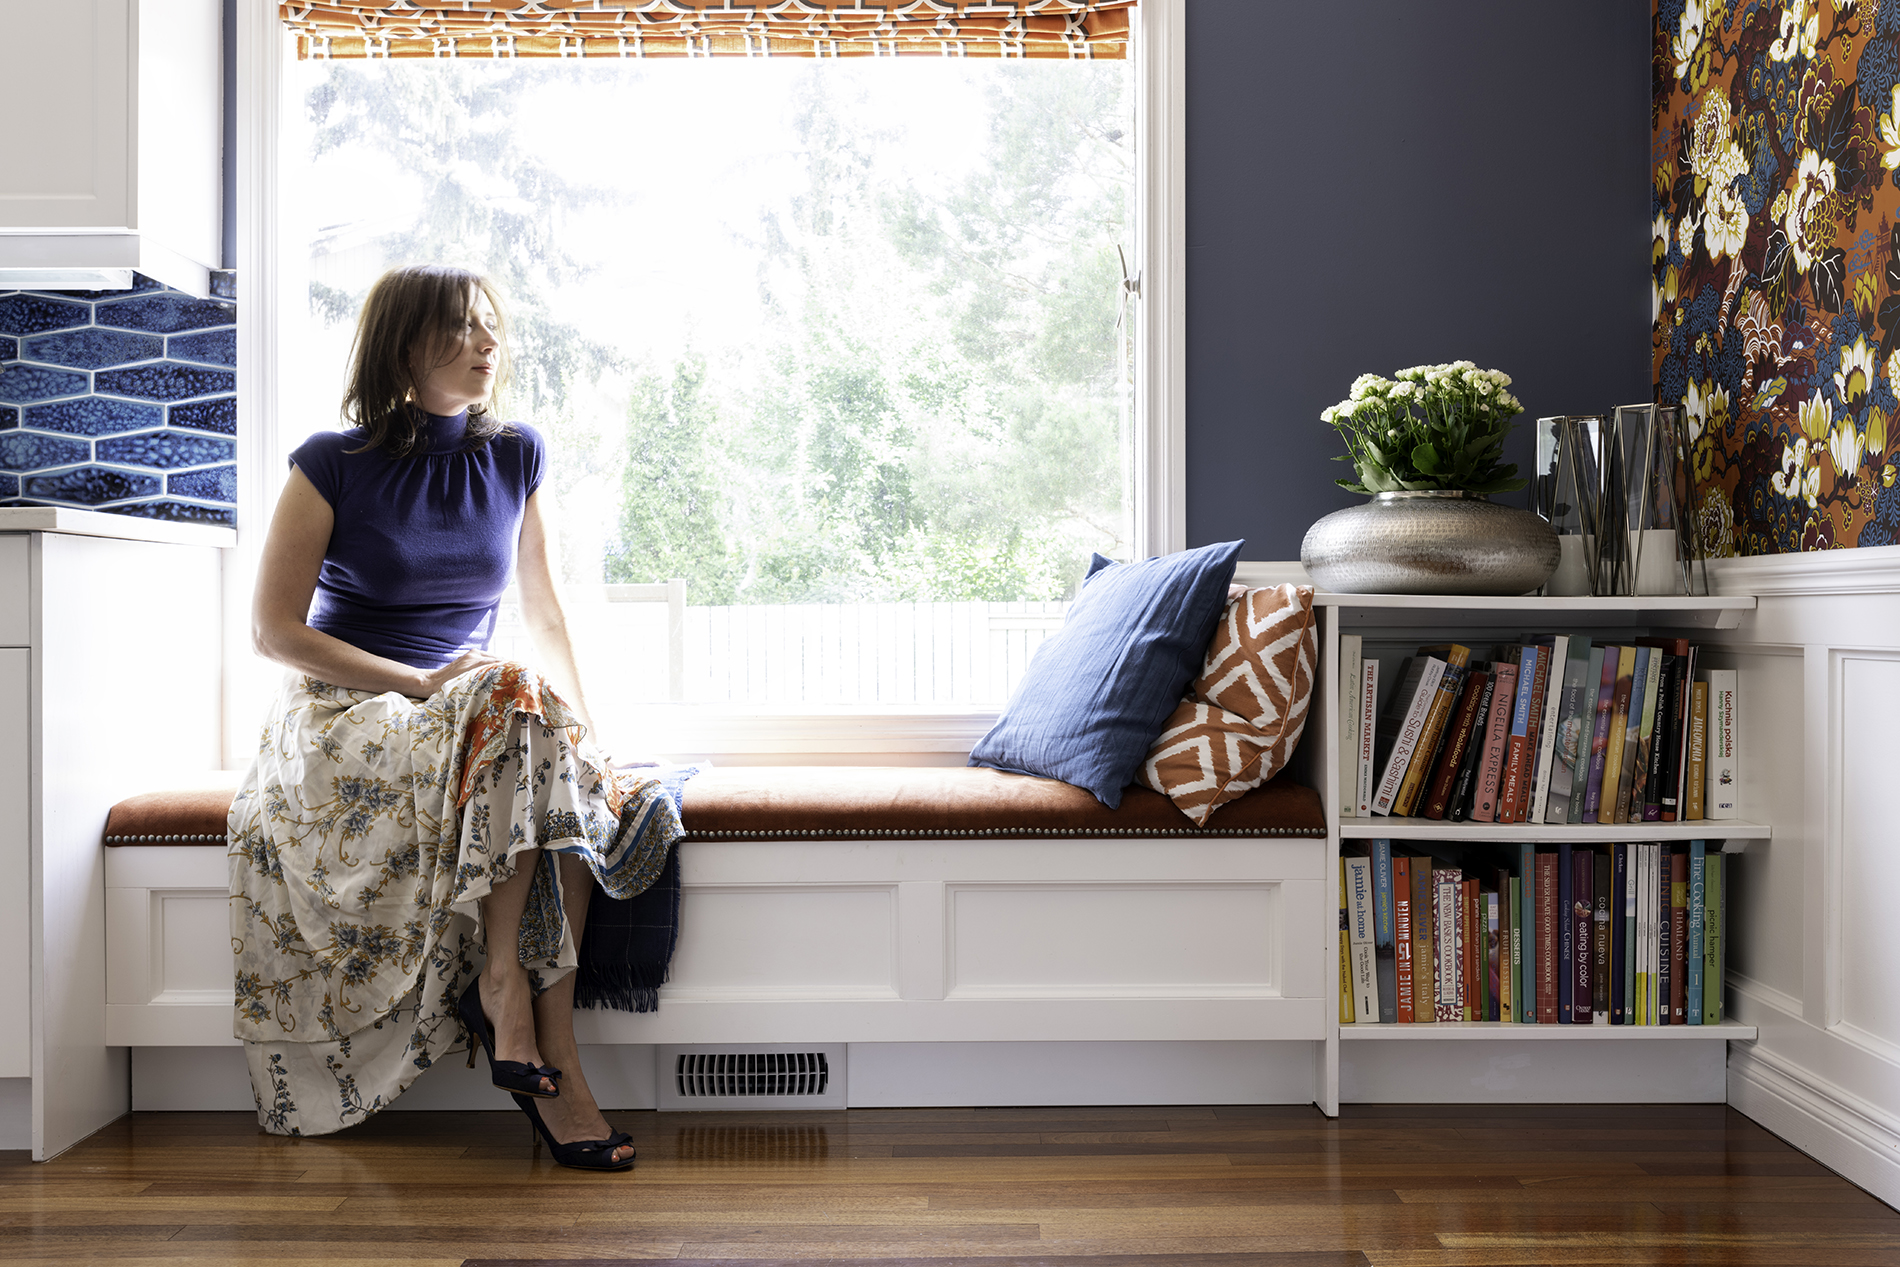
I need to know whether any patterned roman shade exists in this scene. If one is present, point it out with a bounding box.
[279,2,1134,60]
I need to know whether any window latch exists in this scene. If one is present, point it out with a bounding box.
[1116,245,1140,332]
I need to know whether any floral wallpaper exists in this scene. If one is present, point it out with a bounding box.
[1655,0,1900,553]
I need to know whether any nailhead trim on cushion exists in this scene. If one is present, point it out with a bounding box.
[682,825,1325,841]
[104,833,226,844]
[107,826,1325,844]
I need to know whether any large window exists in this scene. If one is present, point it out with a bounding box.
[280,54,1136,736]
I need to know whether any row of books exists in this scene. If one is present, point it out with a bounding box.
[1337,634,1741,823]
[1339,839,1729,1025]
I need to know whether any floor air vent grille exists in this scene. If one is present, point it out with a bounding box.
[675,1051,829,1099]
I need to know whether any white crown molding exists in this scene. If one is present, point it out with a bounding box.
[1708,544,1900,596]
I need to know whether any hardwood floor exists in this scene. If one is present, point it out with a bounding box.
[2,1104,1896,1265]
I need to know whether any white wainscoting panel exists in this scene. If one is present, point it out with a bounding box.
[106,846,237,1017]
[946,882,1279,999]
[1835,652,1900,1056]
[1703,645,1806,1005]
[667,884,899,1000]
[1695,564,1900,1209]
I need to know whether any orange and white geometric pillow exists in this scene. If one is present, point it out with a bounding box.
[1135,584,1317,826]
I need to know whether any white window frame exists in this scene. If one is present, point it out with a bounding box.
[226,2,1186,769]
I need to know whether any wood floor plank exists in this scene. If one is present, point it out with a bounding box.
[0,1104,1887,1264]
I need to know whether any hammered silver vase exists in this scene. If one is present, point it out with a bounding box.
[1300,490,1561,595]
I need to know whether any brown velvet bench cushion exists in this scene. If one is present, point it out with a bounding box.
[104,765,1324,845]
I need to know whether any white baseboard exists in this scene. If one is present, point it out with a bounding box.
[0,1077,27,1150]
[131,1041,1319,1114]
[1342,1038,1729,1103]
[131,1045,661,1113]
[845,1041,1316,1107]
[1728,1046,1900,1209]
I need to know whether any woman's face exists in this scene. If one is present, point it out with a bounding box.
[411,289,500,417]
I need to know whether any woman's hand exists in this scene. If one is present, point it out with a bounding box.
[418,648,505,697]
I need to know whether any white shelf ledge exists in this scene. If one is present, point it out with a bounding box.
[1339,818,1767,845]
[1339,1020,1756,1041]
[1316,593,1755,630]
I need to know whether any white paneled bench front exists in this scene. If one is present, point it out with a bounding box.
[103,767,1329,1051]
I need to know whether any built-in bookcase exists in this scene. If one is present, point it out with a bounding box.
[1313,593,1763,1114]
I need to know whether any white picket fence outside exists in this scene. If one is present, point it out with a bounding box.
[493,584,1071,707]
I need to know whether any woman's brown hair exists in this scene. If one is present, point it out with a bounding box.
[341,264,513,457]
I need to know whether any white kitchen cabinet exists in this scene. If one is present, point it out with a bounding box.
[1,515,224,1158]
[0,648,29,1082]
[0,0,223,296]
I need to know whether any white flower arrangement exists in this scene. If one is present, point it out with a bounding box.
[1321,362,1528,494]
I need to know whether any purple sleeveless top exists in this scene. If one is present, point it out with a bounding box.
[289,410,545,672]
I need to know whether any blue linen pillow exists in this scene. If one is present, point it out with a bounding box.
[968,539,1245,809]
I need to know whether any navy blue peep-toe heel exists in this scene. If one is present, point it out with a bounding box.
[456,979,561,1098]
[513,1093,636,1171]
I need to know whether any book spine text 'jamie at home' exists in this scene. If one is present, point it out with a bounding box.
[1345,856,1377,1023]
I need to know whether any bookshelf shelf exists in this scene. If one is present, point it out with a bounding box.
[1338,1020,1757,1041]
[1316,593,1756,630]
[1340,818,1768,846]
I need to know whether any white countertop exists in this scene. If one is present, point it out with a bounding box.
[0,506,236,548]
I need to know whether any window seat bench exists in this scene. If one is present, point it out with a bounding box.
[102,766,1328,1050]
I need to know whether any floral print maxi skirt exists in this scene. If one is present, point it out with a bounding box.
[228,663,682,1137]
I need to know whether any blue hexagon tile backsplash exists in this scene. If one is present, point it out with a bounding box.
[0,271,236,527]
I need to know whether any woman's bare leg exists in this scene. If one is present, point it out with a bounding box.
[477,852,556,1096]
[529,851,633,1164]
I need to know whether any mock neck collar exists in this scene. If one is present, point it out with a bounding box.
[414,408,470,454]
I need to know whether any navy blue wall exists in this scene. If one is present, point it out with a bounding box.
[1186,1,1651,558]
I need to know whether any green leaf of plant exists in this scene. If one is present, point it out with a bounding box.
[1411,441,1444,474]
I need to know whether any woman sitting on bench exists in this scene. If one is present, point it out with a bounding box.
[233,264,668,1170]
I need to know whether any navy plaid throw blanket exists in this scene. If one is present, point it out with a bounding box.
[574,764,701,1012]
